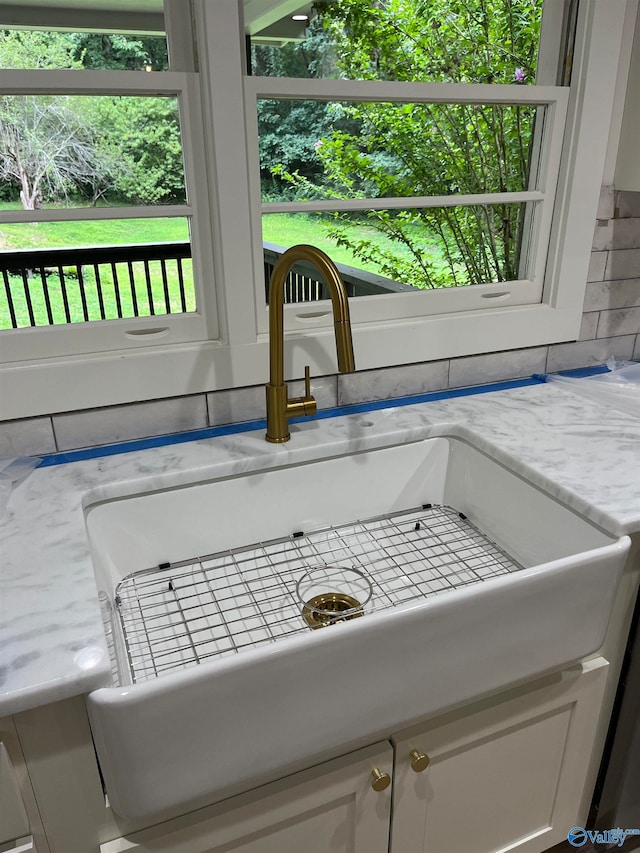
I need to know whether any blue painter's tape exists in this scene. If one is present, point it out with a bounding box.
[558,364,611,378]
[37,419,265,467]
[34,364,611,468]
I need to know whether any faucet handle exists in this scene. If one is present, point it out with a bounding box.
[298,365,317,417]
[304,365,312,399]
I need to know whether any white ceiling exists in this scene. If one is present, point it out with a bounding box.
[0,0,163,9]
[0,0,311,36]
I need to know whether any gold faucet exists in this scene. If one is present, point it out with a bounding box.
[266,244,355,443]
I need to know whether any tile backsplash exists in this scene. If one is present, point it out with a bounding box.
[1,189,638,458]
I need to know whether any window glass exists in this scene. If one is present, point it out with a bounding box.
[0,28,196,331]
[252,1,560,306]
[1,218,194,329]
[0,94,186,210]
[262,202,529,300]
[0,29,168,71]
[251,0,544,85]
[259,99,542,203]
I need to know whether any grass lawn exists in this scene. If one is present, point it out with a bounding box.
[0,211,194,329]
[0,204,190,251]
[262,212,442,275]
[263,213,388,273]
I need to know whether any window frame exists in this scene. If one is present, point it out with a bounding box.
[230,0,628,372]
[0,0,632,420]
[244,76,569,332]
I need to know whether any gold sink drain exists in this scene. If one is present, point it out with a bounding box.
[302,592,364,630]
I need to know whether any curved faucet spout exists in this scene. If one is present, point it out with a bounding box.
[266,244,356,443]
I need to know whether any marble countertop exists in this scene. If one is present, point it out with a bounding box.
[1,380,639,717]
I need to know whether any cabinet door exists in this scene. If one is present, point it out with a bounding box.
[391,658,608,853]
[0,742,30,845]
[0,716,49,853]
[101,741,392,853]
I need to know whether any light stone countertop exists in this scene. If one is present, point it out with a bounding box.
[1,380,639,717]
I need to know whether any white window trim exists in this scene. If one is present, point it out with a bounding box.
[0,0,633,420]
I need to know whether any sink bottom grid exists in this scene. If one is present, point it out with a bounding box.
[109,504,523,684]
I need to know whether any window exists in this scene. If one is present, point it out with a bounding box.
[244,0,568,332]
[247,81,567,321]
[0,19,216,364]
[0,0,632,419]
[233,0,625,372]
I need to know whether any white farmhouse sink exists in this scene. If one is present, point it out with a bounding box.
[85,436,629,824]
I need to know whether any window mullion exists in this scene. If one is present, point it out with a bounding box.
[0,67,191,95]
[246,75,566,106]
[164,0,197,73]
[189,0,261,347]
[262,192,544,216]
[0,206,195,224]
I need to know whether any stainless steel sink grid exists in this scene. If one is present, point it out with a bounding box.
[109,504,523,684]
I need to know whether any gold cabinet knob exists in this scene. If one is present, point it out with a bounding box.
[410,750,430,773]
[370,767,391,791]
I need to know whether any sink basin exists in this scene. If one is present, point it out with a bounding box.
[85,436,629,823]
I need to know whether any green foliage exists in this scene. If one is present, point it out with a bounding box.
[91,97,185,205]
[258,98,332,195]
[253,21,346,197]
[0,29,82,69]
[71,33,168,71]
[265,0,542,288]
[314,0,540,84]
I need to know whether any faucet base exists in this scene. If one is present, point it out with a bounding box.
[265,383,290,443]
[266,383,317,442]
[265,433,290,444]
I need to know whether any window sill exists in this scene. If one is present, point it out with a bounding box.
[0,301,583,420]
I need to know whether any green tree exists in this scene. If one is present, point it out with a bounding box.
[0,31,114,208]
[252,24,346,199]
[71,33,168,71]
[72,35,181,204]
[0,29,182,208]
[0,28,78,70]
[91,96,185,205]
[282,0,543,288]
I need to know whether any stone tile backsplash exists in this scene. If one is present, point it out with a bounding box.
[2,190,638,457]
[52,395,208,452]
[207,376,337,427]
[546,335,636,374]
[336,360,448,406]
[0,417,57,458]
[583,279,640,312]
[447,347,547,389]
[605,248,640,281]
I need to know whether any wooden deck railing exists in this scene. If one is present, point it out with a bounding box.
[0,241,413,329]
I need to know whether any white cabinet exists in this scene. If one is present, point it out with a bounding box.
[0,742,30,845]
[0,715,48,853]
[391,658,609,853]
[100,742,393,853]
